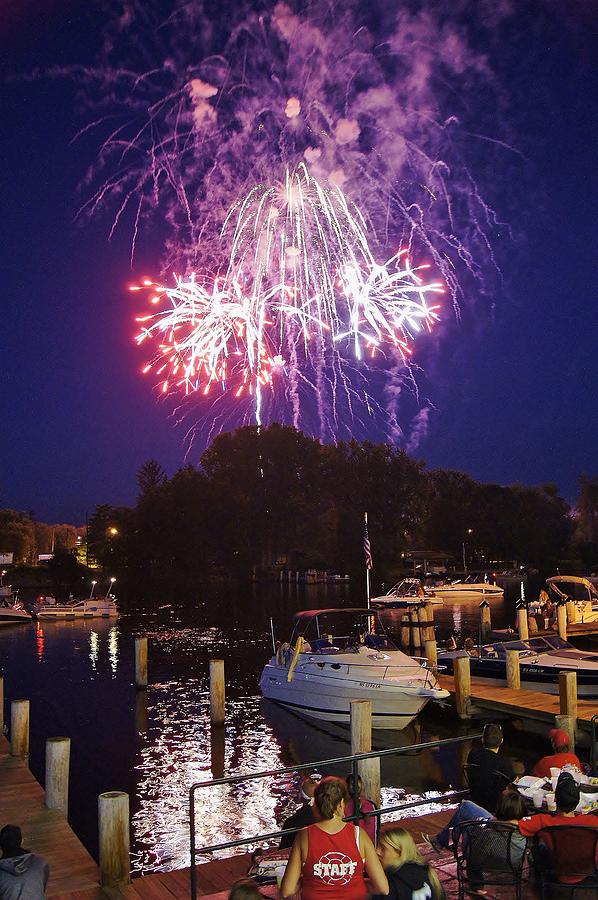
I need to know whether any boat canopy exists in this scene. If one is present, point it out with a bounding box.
[546,576,598,601]
[293,607,373,619]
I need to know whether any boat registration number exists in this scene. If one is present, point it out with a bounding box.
[358,682,381,688]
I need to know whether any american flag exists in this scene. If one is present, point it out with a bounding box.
[363,514,373,570]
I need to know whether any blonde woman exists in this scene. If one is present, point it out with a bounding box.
[281,776,388,900]
[374,827,444,900]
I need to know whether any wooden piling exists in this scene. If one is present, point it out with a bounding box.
[559,670,577,722]
[134,637,148,689]
[516,606,529,641]
[425,603,435,642]
[454,656,471,719]
[98,791,131,888]
[566,601,577,625]
[555,714,576,751]
[480,602,491,640]
[350,700,380,807]
[417,605,429,643]
[424,639,437,669]
[10,699,29,757]
[505,649,521,690]
[210,659,225,726]
[410,608,421,650]
[45,737,71,818]
[557,603,567,641]
[400,615,410,648]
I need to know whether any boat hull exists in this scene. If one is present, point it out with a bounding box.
[260,661,444,729]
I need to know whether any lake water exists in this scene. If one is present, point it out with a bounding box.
[0,579,558,875]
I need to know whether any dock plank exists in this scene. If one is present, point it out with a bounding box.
[438,674,598,725]
[0,736,99,897]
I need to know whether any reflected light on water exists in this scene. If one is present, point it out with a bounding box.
[36,622,44,662]
[89,630,99,671]
[131,683,297,875]
[108,625,119,675]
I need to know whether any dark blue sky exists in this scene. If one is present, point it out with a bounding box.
[1,1,597,524]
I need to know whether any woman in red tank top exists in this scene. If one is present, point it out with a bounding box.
[281,777,388,900]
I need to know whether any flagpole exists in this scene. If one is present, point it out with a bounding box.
[365,511,371,609]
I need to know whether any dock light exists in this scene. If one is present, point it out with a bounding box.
[108,527,119,536]
[90,580,97,598]
[107,577,116,598]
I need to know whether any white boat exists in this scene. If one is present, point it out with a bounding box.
[371,578,443,609]
[34,595,118,619]
[260,608,449,730]
[545,575,598,622]
[0,586,32,625]
[429,574,504,600]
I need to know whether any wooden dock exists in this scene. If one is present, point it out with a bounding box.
[0,735,98,897]
[438,674,598,727]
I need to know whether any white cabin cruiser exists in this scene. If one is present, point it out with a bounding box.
[429,574,503,601]
[371,578,443,609]
[0,586,33,625]
[546,576,598,623]
[34,595,118,619]
[260,608,449,730]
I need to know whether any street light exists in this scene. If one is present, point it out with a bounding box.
[0,570,5,587]
[107,577,116,598]
[108,527,118,537]
[90,580,97,598]
[462,528,473,573]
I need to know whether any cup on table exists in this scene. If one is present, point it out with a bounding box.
[550,768,560,778]
[546,792,556,812]
[532,790,544,809]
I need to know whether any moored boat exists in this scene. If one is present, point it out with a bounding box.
[371,578,442,609]
[545,575,598,623]
[438,635,598,697]
[0,586,33,625]
[34,596,118,619]
[429,574,504,601]
[260,607,449,730]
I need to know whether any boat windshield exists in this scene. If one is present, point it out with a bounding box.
[290,610,397,653]
[548,579,598,602]
[387,579,421,598]
[528,635,571,651]
[482,641,536,659]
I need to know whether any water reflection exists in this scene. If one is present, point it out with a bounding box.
[108,625,119,675]
[89,630,99,671]
[35,622,44,662]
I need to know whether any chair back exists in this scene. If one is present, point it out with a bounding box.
[534,825,598,884]
[463,764,512,809]
[455,820,527,886]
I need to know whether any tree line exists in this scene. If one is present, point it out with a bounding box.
[2,425,597,588]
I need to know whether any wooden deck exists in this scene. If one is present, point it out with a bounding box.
[438,674,598,727]
[0,735,99,897]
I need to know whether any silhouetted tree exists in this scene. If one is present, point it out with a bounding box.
[137,459,167,496]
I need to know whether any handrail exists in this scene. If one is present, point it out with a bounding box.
[189,732,481,900]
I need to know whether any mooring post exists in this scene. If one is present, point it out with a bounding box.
[516,604,529,641]
[555,713,576,751]
[559,670,577,723]
[98,791,131,888]
[454,655,471,719]
[410,608,421,650]
[566,600,577,625]
[480,601,491,640]
[45,737,71,817]
[424,639,438,669]
[134,637,148,689]
[424,602,435,642]
[557,602,568,641]
[350,699,380,806]
[400,615,410,648]
[505,648,521,690]
[10,700,29,757]
[210,659,225,726]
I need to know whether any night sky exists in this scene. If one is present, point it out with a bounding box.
[1,1,597,524]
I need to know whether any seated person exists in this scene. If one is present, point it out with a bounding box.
[423,787,528,855]
[531,728,583,778]
[344,773,377,843]
[519,772,598,885]
[466,723,515,814]
[280,777,319,849]
[0,825,49,899]
[373,827,445,900]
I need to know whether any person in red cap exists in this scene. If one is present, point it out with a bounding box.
[531,728,582,778]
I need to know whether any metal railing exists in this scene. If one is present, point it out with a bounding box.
[189,732,481,899]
